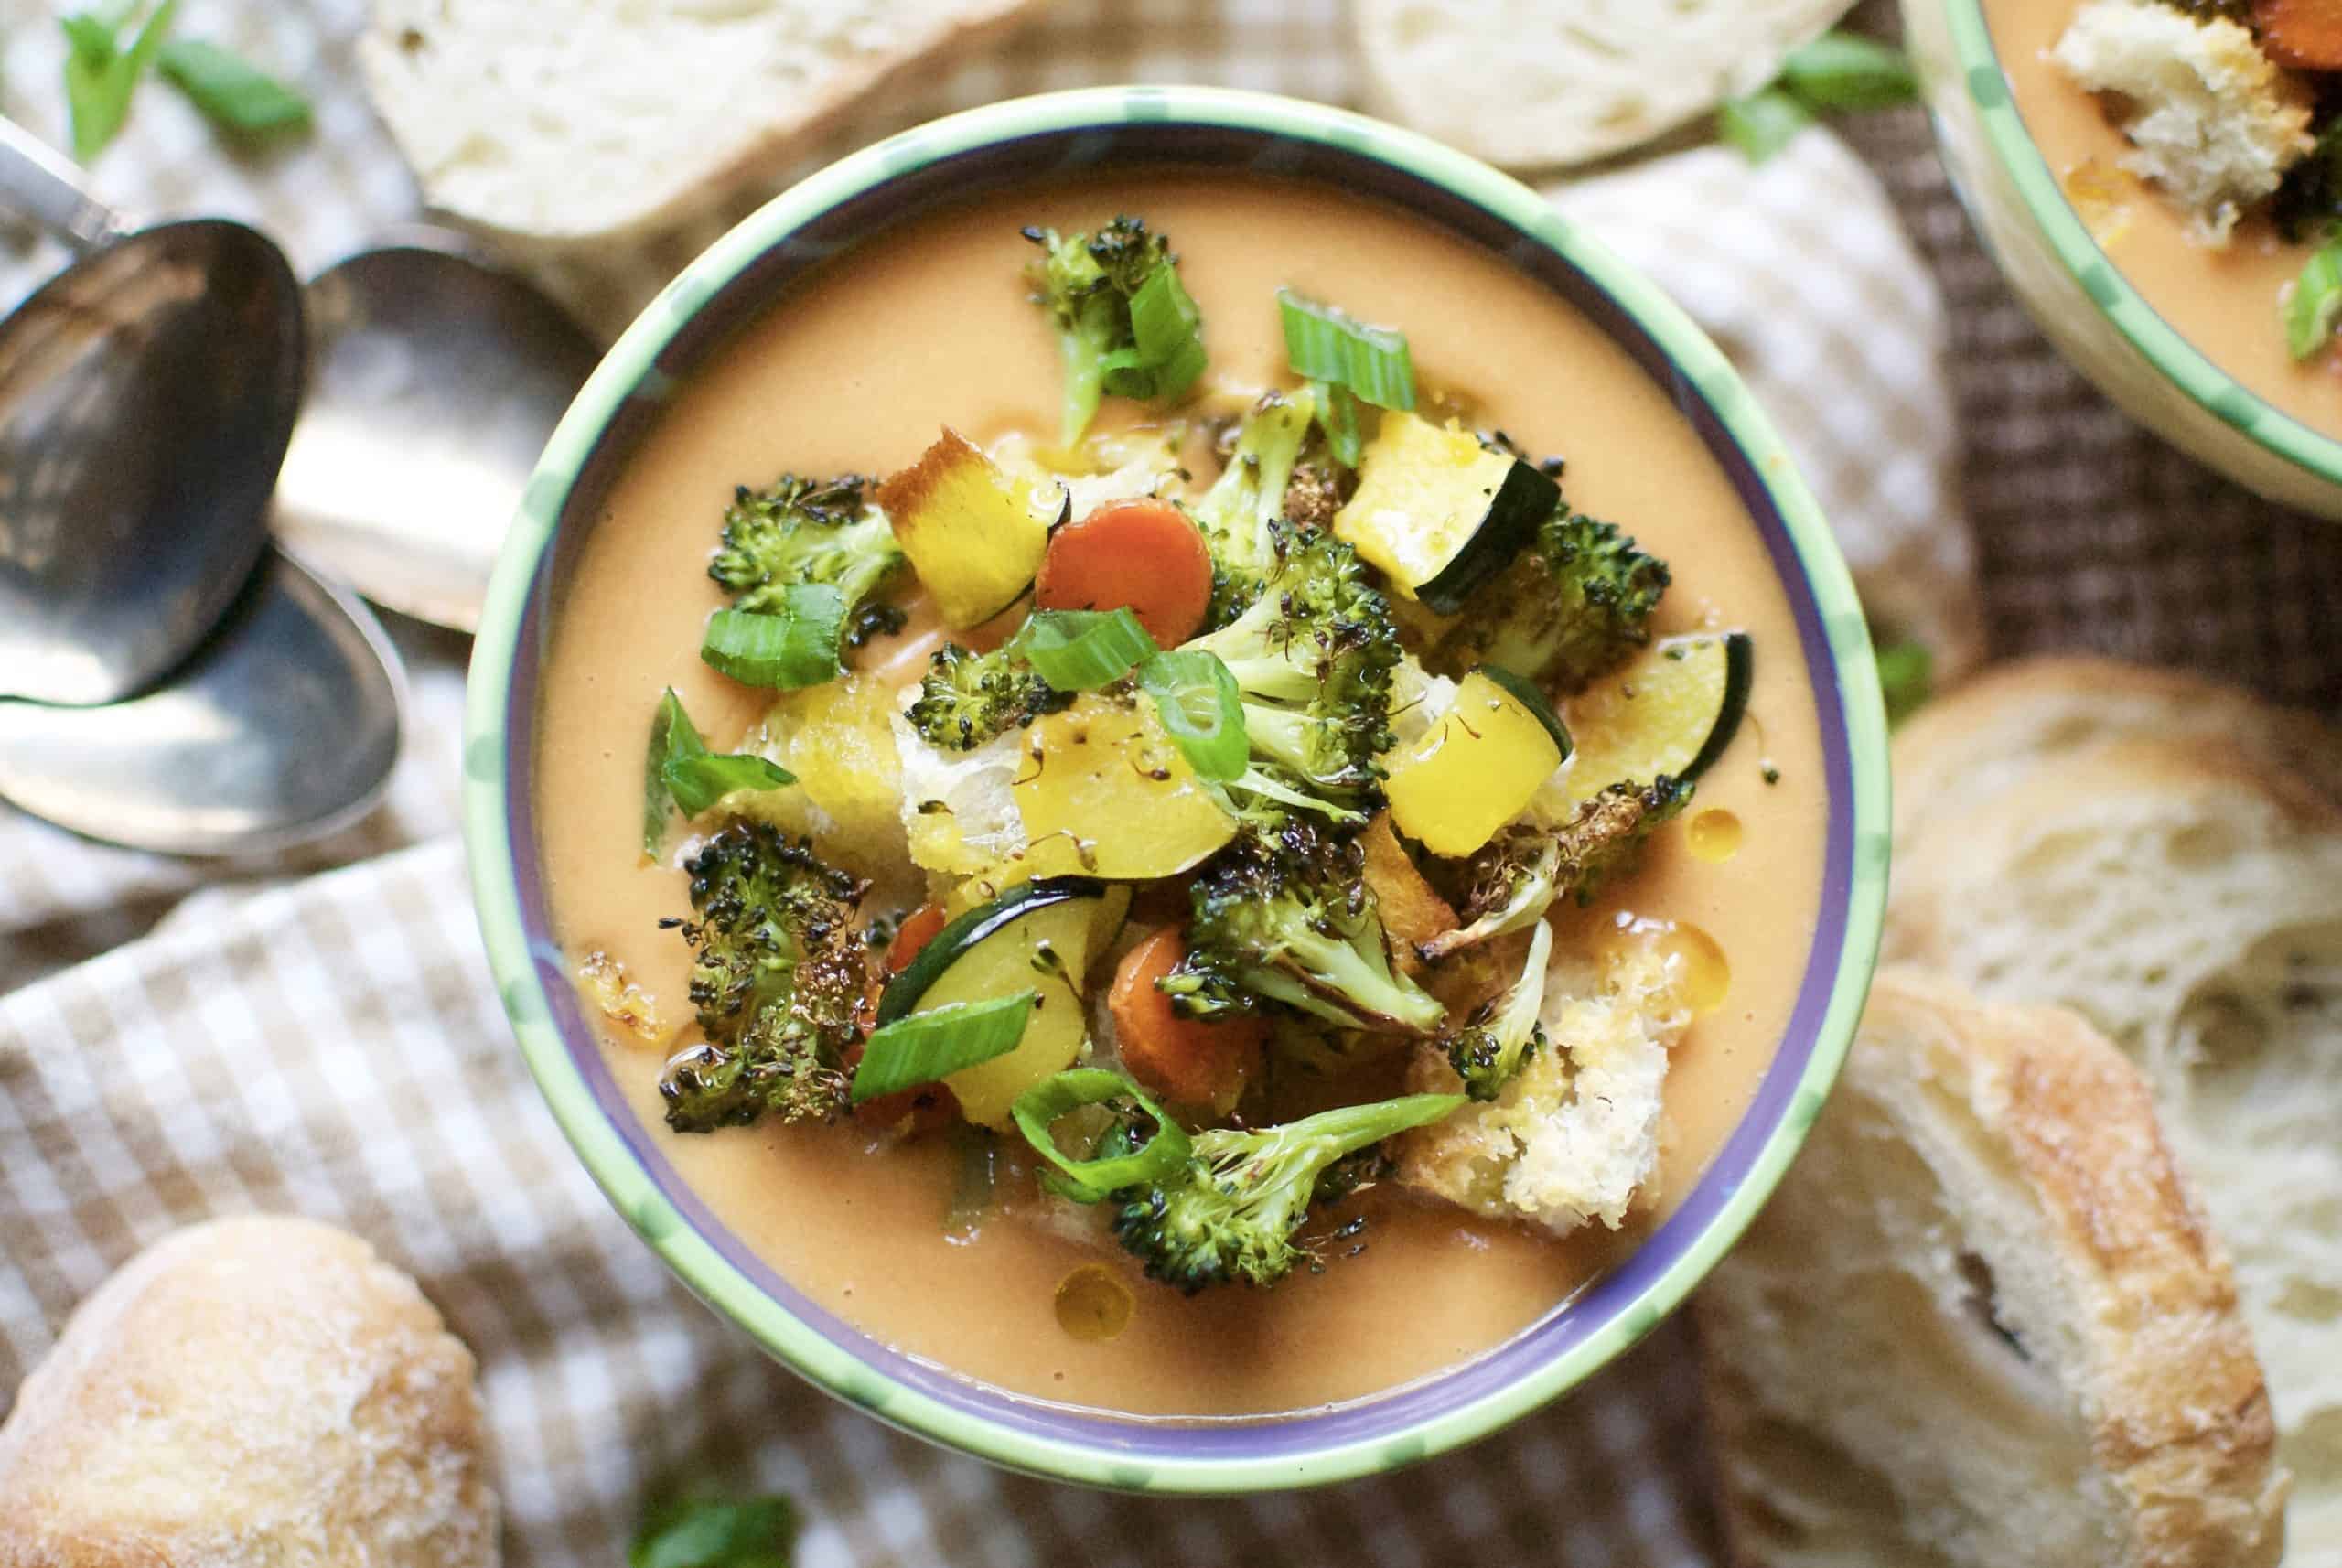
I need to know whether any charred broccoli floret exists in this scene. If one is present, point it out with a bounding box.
[1183,523,1402,811]
[904,641,1068,752]
[1024,216,1206,444]
[1428,510,1670,693]
[1193,391,1316,626]
[1161,815,1447,1036]
[659,822,868,1132]
[1420,777,1692,962]
[1445,922,1552,1101]
[1111,1092,1463,1292]
[710,473,907,649]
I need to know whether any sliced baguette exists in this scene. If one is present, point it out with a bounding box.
[1699,967,2286,1568]
[1352,0,1857,171]
[358,0,1053,248]
[1886,664,2342,1564]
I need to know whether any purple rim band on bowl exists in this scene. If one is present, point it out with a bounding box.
[499,120,1857,1467]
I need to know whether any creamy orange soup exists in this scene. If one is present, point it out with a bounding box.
[534,174,1828,1418]
[1987,0,2342,440]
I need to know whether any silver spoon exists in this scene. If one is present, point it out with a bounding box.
[0,117,302,706]
[275,228,599,631]
[0,549,405,855]
[0,118,404,854]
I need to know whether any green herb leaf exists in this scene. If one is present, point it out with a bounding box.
[629,1495,800,1568]
[700,586,846,689]
[157,37,311,137]
[643,688,709,856]
[1778,31,1919,112]
[1136,650,1247,783]
[1099,262,1208,402]
[664,753,794,817]
[1010,607,1160,691]
[851,992,1037,1104]
[1717,87,1814,165]
[1874,637,1934,730]
[1313,377,1362,469]
[1278,289,1417,411]
[1011,1068,1191,1203]
[61,0,177,162]
[2286,242,2342,360]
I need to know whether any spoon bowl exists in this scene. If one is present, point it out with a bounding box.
[0,219,304,705]
[276,236,599,631]
[0,548,404,855]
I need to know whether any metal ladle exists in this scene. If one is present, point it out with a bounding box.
[0,117,404,854]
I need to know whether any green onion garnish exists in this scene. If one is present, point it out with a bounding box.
[1011,607,1160,691]
[851,992,1036,1105]
[628,1493,798,1568]
[642,688,707,855]
[1137,650,1248,783]
[1778,32,1918,111]
[700,585,846,689]
[1312,378,1363,469]
[157,37,311,137]
[1101,263,1209,402]
[1278,289,1417,413]
[1011,1068,1191,1202]
[2287,242,2342,361]
[664,753,794,816]
[1718,89,1814,164]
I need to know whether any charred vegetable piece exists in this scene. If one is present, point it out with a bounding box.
[1024,216,1207,443]
[1009,693,1240,880]
[709,472,905,650]
[1385,669,1567,857]
[1332,412,1559,615]
[1562,633,1751,804]
[878,428,1062,628]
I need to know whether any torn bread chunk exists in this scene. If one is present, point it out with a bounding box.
[1398,930,1688,1234]
[2052,0,2315,244]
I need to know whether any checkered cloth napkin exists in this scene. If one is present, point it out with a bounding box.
[3,0,2330,1562]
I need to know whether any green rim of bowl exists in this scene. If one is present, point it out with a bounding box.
[462,85,1889,1493]
[1942,0,2342,485]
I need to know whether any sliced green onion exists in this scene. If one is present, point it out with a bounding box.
[1778,32,1918,113]
[1719,88,1814,164]
[1278,289,1417,411]
[700,585,845,689]
[664,753,794,816]
[1137,650,1248,783]
[1011,1068,1191,1202]
[1101,263,1209,402]
[642,688,708,855]
[1313,378,1362,469]
[851,992,1036,1105]
[2287,242,2342,360]
[1011,607,1160,691]
[157,37,311,136]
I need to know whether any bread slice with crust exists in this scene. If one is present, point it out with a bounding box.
[1699,968,2286,1568]
[358,0,1054,248]
[1885,660,2342,1563]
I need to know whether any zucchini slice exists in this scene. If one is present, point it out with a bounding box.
[1332,412,1558,613]
[876,876,1121,1129]
[1562,632,1752,803]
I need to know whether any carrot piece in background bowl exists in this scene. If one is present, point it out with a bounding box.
[2258,0,2342,69]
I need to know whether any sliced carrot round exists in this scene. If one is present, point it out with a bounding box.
[1108,926,1266,1112]
[1035,499,1214,648]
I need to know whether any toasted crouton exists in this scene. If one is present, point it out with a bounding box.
[1397,931,1688,1234]
[2052,0,2315,245]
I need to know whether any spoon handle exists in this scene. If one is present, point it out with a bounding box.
[0,116,124,252]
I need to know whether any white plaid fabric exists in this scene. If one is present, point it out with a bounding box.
[4,0,2335,1561]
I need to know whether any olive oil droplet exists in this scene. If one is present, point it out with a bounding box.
[1660,924,1731,1016]
[1054,1264,1134,1343]
[1685,808,1743,864]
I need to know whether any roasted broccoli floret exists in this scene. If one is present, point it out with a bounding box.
[710,473,907,648]
[1420,777,1692,962]
[1162,815,1447,1036]
[1184,523,1402,811]
[658,822,868,1132]
[1427,510,1670,693]
[903,641,1067,752]
[1193,391,1316,626]
[1445,922,1552,1101]
[1111,1091,1462,1292]
[1023,216,1205,444]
